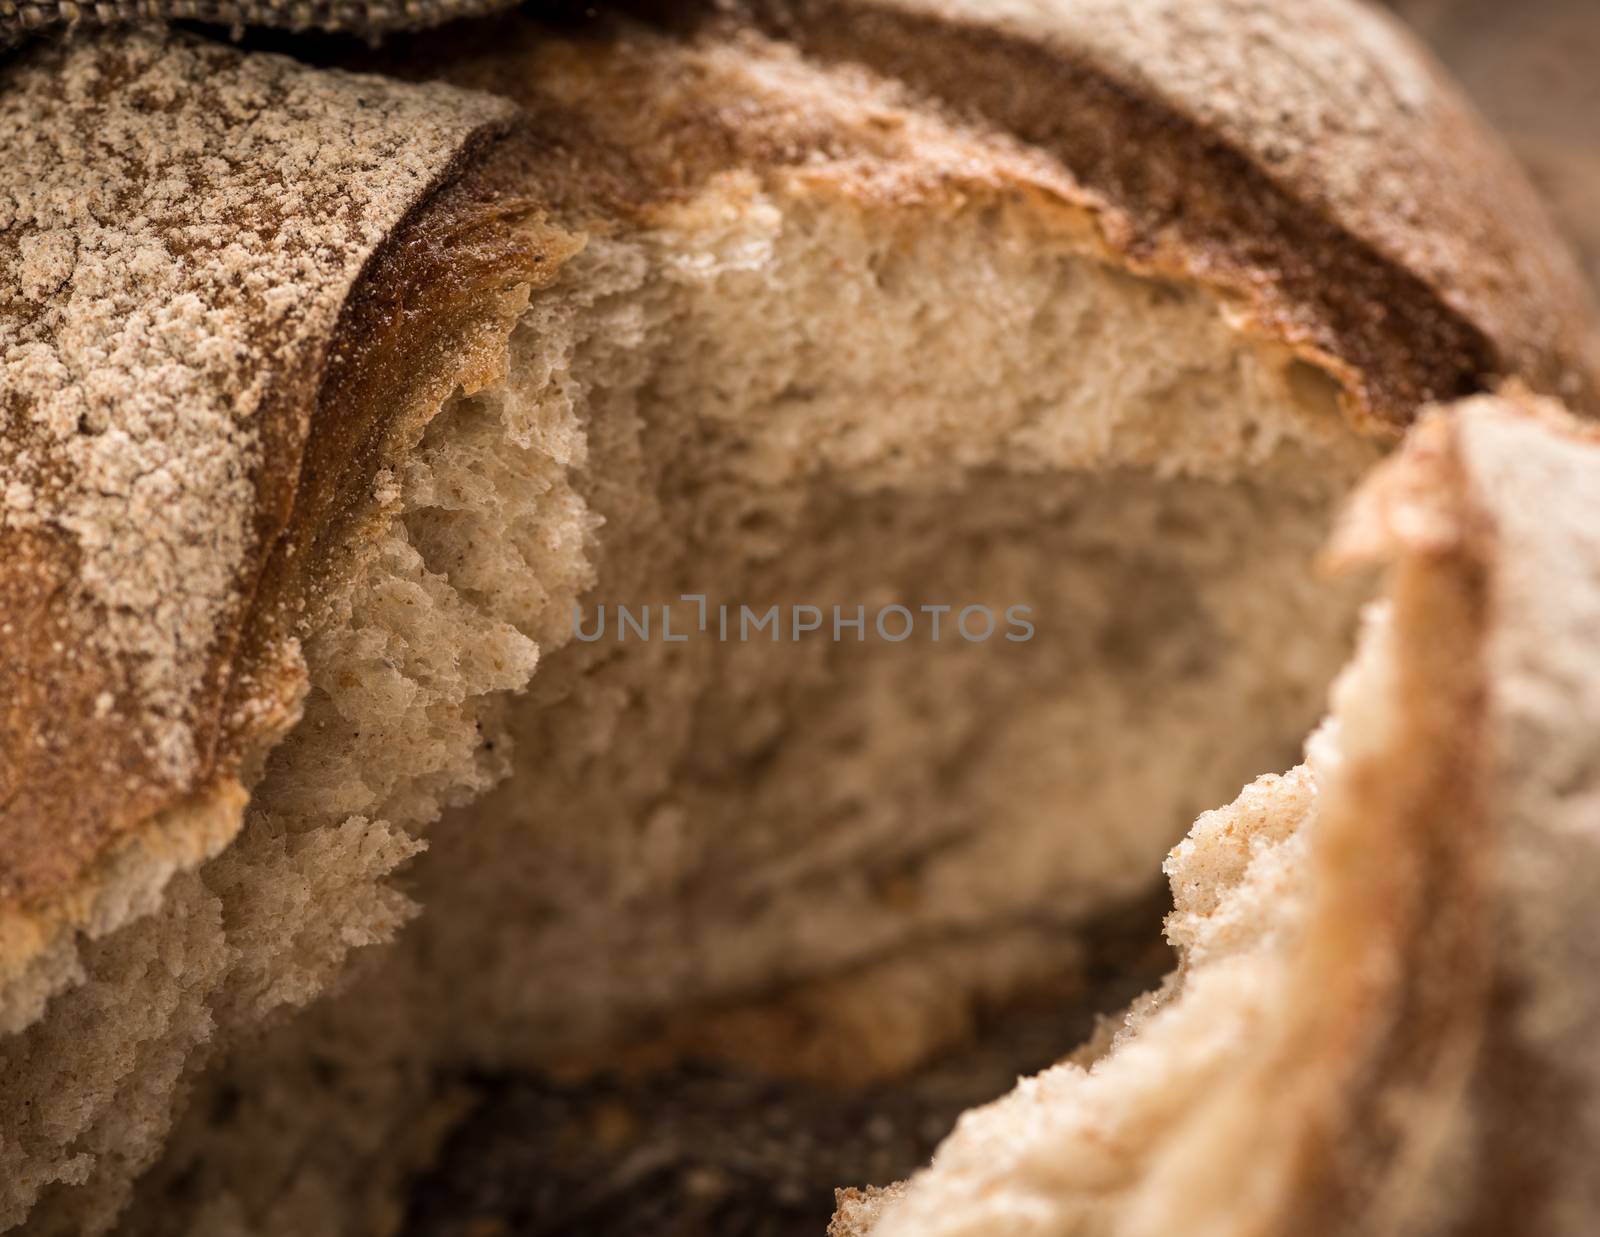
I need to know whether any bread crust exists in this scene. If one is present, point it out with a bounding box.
[0,32,521,953]
[1223,392,1600,1234]
[719,0,1600,424]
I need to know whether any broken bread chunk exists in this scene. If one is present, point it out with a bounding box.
[843,390,1600,1237]
[3,2,1598,1232]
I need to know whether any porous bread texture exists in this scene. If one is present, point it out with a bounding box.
[844,392,1600,1237]
[848,504,1437,1237]
[832,1184,910,1237]
[0,788,244,1040]
[109,143,1375,1237]
[0,873,232,1236]
[9,11,1588,1233]
[373,197,1372,1072]
[845,639,1375,1237]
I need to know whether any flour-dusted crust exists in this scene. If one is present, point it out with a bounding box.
[723,0,1600,424]
[0,31,517,966]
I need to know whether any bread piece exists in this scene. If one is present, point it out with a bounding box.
[0,27,520,987]
[725,0,1600,419]
[1,4,1595,1231]
[0,31,536,1230]
[844,389,1600,1236]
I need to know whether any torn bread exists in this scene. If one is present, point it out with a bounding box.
[840,389,1600,1237]
[1,2,1596,1231]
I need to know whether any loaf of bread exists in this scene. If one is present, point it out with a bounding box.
[836,389,1600,1237]
[1,3,1596,1232]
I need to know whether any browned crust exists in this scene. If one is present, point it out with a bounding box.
[225,142,574,755]
[1248,392,1600,1233]
[1276,409,1497,1235]
[383,3,1599,429]
[1440,393,1600,1229]
[706,0,1600,427]
[0,32,521,919]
